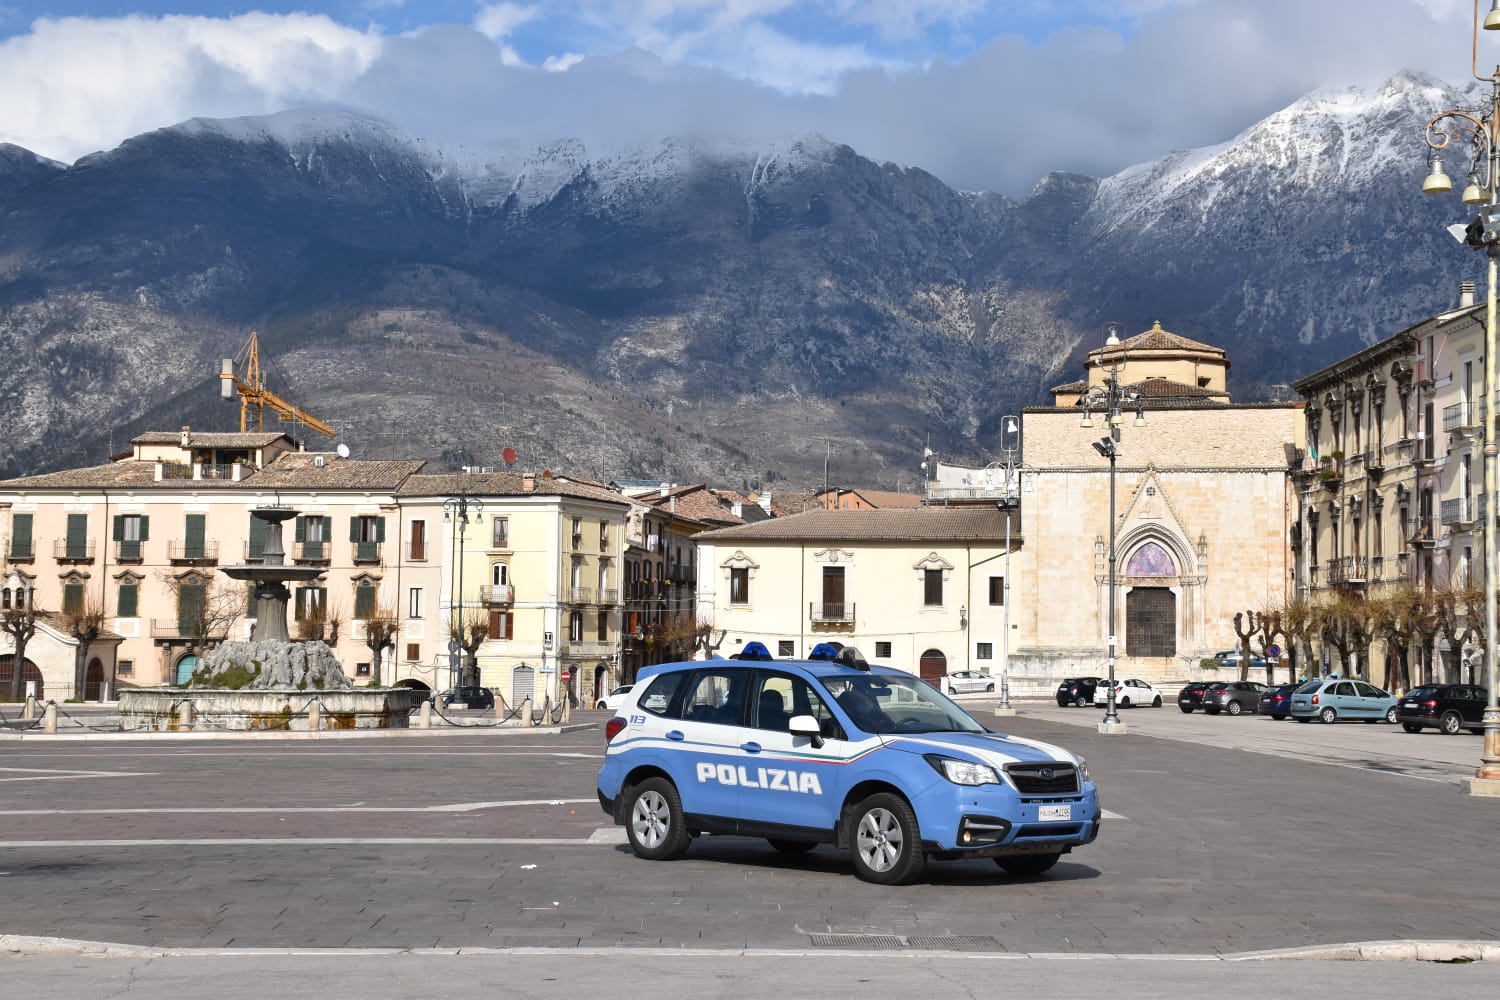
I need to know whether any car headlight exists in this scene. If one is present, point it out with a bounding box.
[924,755,1001,786]
[1076,758,1091,782]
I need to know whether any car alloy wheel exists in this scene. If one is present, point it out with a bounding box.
[1227,701,1243,716]
[625,778,692,861]
[1074,697,1088,707]
[848,793,925,885]
[1385,706,1399,725]
[1441,711,1463,735]
[1319,706,1337,724]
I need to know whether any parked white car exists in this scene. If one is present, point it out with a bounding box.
[1093,678,1164,708]
[595,685,635,711]
[944,670,996,695]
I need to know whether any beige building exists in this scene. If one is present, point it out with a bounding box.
[696,507,1012,684]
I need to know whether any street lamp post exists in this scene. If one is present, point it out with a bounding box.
[1078,322,1145,736]
[443,485,484,691]
[1422,0,1500,794]
[996,415,1022,716]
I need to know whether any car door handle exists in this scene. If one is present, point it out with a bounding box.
[740,742,762,753]
[666,730,684,741]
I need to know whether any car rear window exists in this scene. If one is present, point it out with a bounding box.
[1407,687,1439,699]
[1295,679,1324,693]
[637,671,688,716]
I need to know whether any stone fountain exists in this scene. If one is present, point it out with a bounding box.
[118,505,417,731]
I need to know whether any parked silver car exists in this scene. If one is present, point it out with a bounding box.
[944,670,995,695]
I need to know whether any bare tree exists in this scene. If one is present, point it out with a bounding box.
[448,605,489,687]
[63,598,107,701]
[361,606,399,687]
[294,593,347,647]
[1,591,41,701]
[1231,611,1260,682]
[1369,584,1427,692]
[159,573,245,678]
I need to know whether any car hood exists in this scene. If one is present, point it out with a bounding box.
[886,732,1082,768]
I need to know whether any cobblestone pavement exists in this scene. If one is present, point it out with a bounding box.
[1,708,1497,955]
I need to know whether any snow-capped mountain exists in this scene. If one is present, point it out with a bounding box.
[0,73,1480,483]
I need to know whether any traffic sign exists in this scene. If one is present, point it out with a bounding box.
[1267,644,1282,659]
[560,670,571,683]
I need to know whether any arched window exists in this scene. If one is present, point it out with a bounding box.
[492,562,509,587]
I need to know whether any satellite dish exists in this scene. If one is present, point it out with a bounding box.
[502,447,517,466]
[336,444,350,459]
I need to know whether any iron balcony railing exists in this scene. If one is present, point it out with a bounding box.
[1442,497,1479,527]
[810,601,855,623]
[168,540,219,563]
[484,584,514,604]
[54,539,96,562]
[1328,556,1367,586]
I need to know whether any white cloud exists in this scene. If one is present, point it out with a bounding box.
[0,1,1487,198]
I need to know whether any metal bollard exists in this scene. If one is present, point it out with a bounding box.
[43,701,58,734]
[307,700,321,731]
[419,699,432,729]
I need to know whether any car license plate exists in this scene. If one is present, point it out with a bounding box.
[1401,701,1416,708]
[1038,805,1071,822]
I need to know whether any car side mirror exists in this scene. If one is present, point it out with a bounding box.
[789,714,824,748]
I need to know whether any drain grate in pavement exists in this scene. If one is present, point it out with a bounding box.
[905,936,1004,952]
[810,934,904,950]
[809,934,1003,952]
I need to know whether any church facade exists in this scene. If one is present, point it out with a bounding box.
[1009,323,1303,688]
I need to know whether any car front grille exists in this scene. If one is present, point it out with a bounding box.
[1004,763,1080,795]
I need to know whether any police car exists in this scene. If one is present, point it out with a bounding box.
[596,648,1100,885]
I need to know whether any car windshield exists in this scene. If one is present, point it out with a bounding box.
[820,673,986,735]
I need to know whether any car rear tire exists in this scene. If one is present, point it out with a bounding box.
[995,852,1062,876]
[625,778,692,861]
[1074,697,1088,707]
[848,793,925,885]
[1402,723,1423,733]
[768,839,818,855]
[1385,706,1399,725]
[1179,706,1193,714]
[1119,697,1131,708]
[1227,701,1243,716]
[1152,695,1163,707]
[595,700,608,710]
[1319,707,1337,724]
[985,684,995,692]
[1441,711,1464,735]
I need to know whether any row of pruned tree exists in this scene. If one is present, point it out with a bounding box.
[1227,583,1488,692]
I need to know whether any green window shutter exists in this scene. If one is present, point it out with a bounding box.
[185,514,205,559]
[349,517,361,543]
[63,582,84,616]
[66,514,88,558]
[354,584,376,619]
[112,515,124,542]
[295,516,306,543]
[11,513,32,559]
[138,515,149,541]
[320,515,332,539]
[117,582,138,618]
[178,584,205,634]
[249,515,267,558]
[375,516,386,543]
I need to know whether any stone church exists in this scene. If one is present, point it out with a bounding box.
[1009,322,1303,687]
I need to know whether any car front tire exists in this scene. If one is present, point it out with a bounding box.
[995,852,1062,877]
[1151,695,1163,707]
[625,778,692,861]
[848,793,925,885]
[985,684,995,693]
[1179,706,1193,714]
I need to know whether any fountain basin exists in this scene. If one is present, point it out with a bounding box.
[119,687,419,732]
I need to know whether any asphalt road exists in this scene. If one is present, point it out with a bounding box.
[1,703,1497,995]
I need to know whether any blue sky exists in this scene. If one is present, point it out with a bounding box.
[0,1,1478,196]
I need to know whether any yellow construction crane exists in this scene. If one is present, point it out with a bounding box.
[219,331,336,437]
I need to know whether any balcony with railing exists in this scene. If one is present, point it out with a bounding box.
[1406,516,1438,547]
[351,541,383,564]
[6,537,34,562]
[483,584,514,604]
[243,541,265,563]
[1444,401,1482,436]
[292,539,328,563]
[1328,555,1367,586]
[115,539,145,563]
[168,540,219,564]
[54,539,96,563]
[810,601,856,624]
[1364,444,1385,472]
[1441,497,1479,529]
[597,587,620,605]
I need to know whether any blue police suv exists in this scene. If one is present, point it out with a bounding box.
[597,651,1100,884]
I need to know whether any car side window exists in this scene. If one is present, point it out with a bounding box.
[1332,682,1355,697]
[638,672,689,717]
[682,669,751,727]
[1353,682,1380,698]
[752,671,837,735]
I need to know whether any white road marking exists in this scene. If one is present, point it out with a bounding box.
[1,798,598,816]
[0,838,600,848]
[0,767,155,783]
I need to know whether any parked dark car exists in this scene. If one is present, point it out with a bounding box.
[1056,677,1101,707]
[1395,684,1489,734]
[1257,683,1299,720]
[439,686,495,710]
[1176,681,1213,713]
[1202,680,1267,716]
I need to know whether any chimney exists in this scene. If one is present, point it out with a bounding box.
[758,490,773,514]
[180,426,191,448]
[1461,280,1477,308]
[659,482,670,498]
[522,472,535,493]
